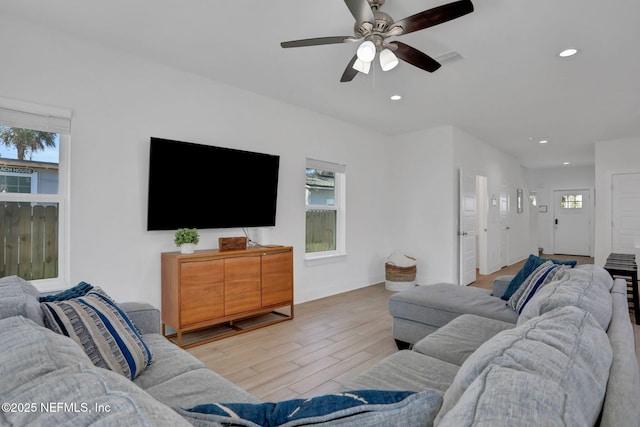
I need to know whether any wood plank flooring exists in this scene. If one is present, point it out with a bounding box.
[187,254,640,400]
[187,283,398,401]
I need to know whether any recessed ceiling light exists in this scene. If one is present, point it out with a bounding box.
[563,161,571,165]
[529,137,549,144]
[559,48,579,58]
[390,95,402,101]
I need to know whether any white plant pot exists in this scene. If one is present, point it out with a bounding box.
[180,243,195,254]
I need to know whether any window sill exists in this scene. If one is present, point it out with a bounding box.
[32,277,68,293]
[304,251,347,265]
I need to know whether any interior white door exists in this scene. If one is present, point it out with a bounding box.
[476,176,488,275]
[459,170,477,285]
[553,189,591,256]
[612,173,640,255]
[499,184,510,267]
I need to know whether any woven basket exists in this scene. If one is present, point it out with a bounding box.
[385,259,417,282]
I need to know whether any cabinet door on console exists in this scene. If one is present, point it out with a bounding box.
[262,251,293,308]
[180,260,224,326]
[224,256,261,315]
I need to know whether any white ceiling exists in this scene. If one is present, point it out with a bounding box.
[2,0,639,169]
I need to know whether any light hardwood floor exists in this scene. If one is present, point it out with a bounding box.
[187,283,398,401]
[188,255,640,400]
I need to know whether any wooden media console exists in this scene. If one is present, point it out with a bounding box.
[161,246,293,348]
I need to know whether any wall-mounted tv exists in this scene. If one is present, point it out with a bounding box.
[147,137,280,230]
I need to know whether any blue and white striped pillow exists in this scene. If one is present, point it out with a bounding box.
[508,261,563,314]
[41,290,152,380]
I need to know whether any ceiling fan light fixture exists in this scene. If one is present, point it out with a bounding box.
[352,58,371,74]
[280,0,474,82]
[356,40,376,63]
[379,48,399,71]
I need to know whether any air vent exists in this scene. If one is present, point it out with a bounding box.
[435,51,463,65]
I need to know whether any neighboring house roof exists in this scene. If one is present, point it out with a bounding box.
[0,158,58,171]
[306,171,334,190]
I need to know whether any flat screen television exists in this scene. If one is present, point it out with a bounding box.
[147,137,280,230]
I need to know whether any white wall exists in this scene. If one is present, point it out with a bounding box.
[386,126,533,285]
[526,166,595,255]
[594,137,640,265]
[453,128,534,275]
[0,16,391,306]
[386,126,456,285]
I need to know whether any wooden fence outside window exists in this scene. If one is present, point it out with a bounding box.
[305,209,337,253]
[0,202,58,280]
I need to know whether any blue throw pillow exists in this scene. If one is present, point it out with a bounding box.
[178,389,443,427]
[41,290,153,380]
[501,255,577,301]
[39,281,94,302]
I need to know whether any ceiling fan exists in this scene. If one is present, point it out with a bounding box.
[280,0,474,82]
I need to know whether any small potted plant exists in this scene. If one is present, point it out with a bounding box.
[174,228,200,254]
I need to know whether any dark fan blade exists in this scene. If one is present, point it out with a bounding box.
[390,41,441,72]
[340,55,359,82]
[281,36,357,48]
[344,0,375,24]
[393,0,474,36]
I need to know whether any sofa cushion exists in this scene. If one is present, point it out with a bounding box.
[435,306,612,426]
[41,290,153,380]
[501,254,577,300]
[3,364,191,426]
[0,316,93,396]
[389,284,518,331]
[133,333,207,390]
[438,365,574,427]
[412,314,514,366]
[177,389,442,427]
[518,265,613,330]
[0,275,44,326]
[144,367,262,409]
[340,350,459,393]
[0,315,189,426]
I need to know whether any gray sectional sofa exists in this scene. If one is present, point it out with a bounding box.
[374,264,640,426]
[1,263,639,426]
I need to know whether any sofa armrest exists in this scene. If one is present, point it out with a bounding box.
[119,302,161,335]
[492,275,514,298]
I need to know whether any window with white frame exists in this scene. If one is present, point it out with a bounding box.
[560,194,583,209]
[0,98,70,290]
[305,158,346,258]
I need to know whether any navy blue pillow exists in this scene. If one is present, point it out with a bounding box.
[500,255,577,301]
[181,390,417,426]
[39,281,94,302]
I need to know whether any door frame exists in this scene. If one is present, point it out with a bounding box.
[499,183,510,268]
[459,170,478,286]
[611,172,640,254]
[476,175,489,275]
[597,169,640,263]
